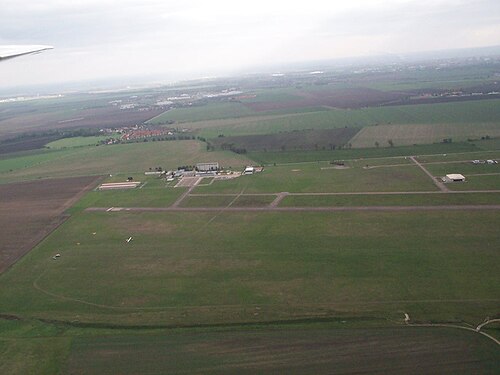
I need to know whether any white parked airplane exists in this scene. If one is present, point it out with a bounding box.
[0,45,53,61]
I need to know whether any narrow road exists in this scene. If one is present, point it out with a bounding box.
[410,156,449,192]
[171,178,201,207]
[404,313,500,346]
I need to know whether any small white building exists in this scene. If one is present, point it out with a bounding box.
[445,174,466,182]
[244,166,255,175]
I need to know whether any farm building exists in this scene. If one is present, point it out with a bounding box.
[196,162,219,171]
[445,174,466,182]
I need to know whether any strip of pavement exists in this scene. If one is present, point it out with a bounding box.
[410,156,449,192]
[86,205,500,213]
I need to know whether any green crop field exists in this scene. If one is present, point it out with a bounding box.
[0,140,252,184]
[187,99,500,138]
[349,123,500,148]
[45,135,116,149]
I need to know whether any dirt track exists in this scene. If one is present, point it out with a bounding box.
[0,176,101,273]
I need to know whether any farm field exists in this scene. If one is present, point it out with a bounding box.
[0,105,163,141]
[210,127,359,152]
[188,99,500,138]
[45,135,115,149]
[0,210,498,326]
[349,123,500,148]
[148,102,257,123]
[0,140,252,184]
[0,175,100,273]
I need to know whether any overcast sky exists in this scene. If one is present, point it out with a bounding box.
[1,0,500,88]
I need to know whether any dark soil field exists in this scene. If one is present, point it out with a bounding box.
[0,134,62,155]
[210,127,360,152]
[65,327,500,374]
[0,175,101,273]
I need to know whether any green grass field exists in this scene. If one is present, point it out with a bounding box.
[0,210,498,327]
[281,192,500,206]
[45,135,115,149]
[446,175,500,191]
[0,140,252,184]
[248,142,481,164]
[194,162,437,194]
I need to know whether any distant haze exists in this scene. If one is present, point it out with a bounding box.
[1,0,500,87]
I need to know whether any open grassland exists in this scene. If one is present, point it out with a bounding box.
[194,162,437,194]
[63,327,499,375]
[423,161,500,176]
[0,140,252,184]
[349,123,500,148]
[446,175,500,191]
[182,194,277,208]
[0,210,498,326]
[281,192,500,207]
[415,150,500,163]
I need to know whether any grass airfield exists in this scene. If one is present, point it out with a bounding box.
[1,78,500,372]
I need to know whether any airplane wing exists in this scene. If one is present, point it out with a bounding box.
[0,45,53,61]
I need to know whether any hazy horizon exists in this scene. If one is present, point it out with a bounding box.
[2,0,500,88]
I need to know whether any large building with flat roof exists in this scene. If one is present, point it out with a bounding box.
[196,162,219,171]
